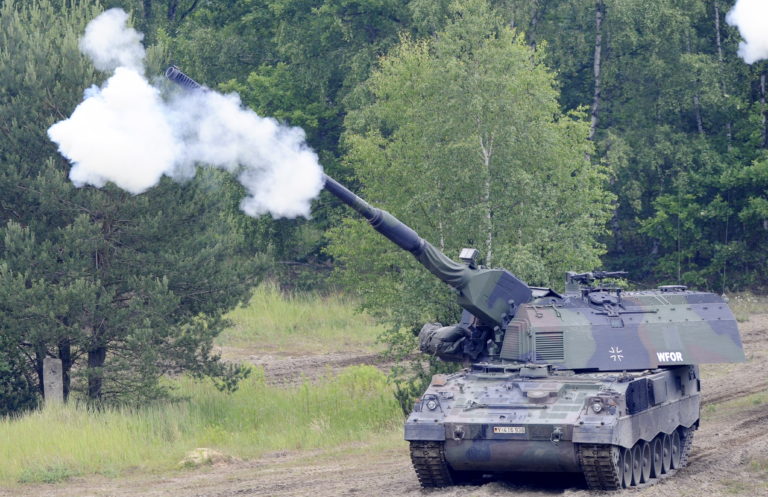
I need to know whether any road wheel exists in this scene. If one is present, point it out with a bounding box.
[631,443,642,486]
[621,446,633,488]
[639,441,652,483]
[670,429,682,469]
[661,433,672,474]
[650,436,664,478]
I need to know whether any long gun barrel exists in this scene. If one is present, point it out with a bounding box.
[165,66,532,326]
[323,176,423,254]
[165,66,206,90]
[323,176,472,289]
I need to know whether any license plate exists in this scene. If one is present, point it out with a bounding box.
[493,426,525,434]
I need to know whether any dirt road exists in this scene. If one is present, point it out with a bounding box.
[4,316,767,497]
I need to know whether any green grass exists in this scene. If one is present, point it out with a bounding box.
[749,457,768,477]
[702,389,768,420]
[0,365,401,485]
[721,455,768,495]
[218,282,386,356]
[722,479,751,494]
[727,292,768,322]
[0,285,400,486]
[721,390,768,409]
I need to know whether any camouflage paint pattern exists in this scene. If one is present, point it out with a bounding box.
[321,170,743,474]
[500,290,745,370]
[405,365,701,472]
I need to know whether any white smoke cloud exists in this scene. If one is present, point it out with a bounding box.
[79,9,145,73]
[726,0,768,64]
[50,68,178,193]
[48,8,324,219]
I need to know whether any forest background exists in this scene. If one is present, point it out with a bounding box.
[0,0,767,412]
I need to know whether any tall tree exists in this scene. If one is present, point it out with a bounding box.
[589,0,605,141]
[328,0,613,335]
[106,0,203,39]
[166,0,413,288]
[589,0,766,289]
[0,0,264,405]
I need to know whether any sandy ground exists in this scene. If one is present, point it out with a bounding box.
[231,351,395,386]
[3,316,767,497]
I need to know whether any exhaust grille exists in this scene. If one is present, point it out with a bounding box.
[500,322,523,360]
[535,331,565,361]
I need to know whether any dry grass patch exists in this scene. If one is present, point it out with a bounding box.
[727,292,768,322]
[218,283,386,356]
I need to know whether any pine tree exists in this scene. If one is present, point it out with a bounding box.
[0,0,265,407]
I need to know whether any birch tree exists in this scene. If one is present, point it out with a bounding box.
[328,0,612,333]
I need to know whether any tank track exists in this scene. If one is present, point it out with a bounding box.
[410,427,695,490]
[680,428,694,468]
[577,426,695,491]
[409,441,454,487]
[578,444,623,490]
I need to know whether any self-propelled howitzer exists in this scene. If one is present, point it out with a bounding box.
[166,66,746,491]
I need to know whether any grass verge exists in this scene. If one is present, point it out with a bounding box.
[702,389,768,419]
[218,282,386,356]
[0,365,401,486]
[727,292,768,322]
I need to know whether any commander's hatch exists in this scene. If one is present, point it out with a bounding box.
[530,287,563,300]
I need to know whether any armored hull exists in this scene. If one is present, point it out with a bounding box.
[407,365,699,489]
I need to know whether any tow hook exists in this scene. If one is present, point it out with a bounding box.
[550,427,563,445]
[453,426,465,440]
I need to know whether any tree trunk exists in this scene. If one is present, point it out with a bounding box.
[58,339,71,401]
[611,211,624,253]
[528,1,542,50]
[722,197,729,294]
[589,0,605,141]
[167,0,178,22]
[714,2,724,64]
[714,2,733,146]
[761,72,767,148]
[479,135,494,266]
[87,345,106,401]
[684,34,705,135]
[167,0,201,24]
[34,346,45,396]
[693,94,704,135]
[142,0,153,23]
[435,179,446,252]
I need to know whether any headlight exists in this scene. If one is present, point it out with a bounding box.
[426,399,438,410]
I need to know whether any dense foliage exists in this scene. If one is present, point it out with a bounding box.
[143,0,768,295]
[520,0,768,291]
[329,0,611,329]
[1,0,766,413]
[0,0,264,408]
[0,332,38,416]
